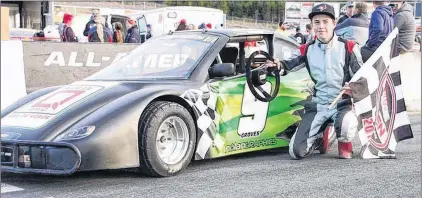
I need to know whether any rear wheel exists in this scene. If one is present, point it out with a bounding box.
[138,101,196,177]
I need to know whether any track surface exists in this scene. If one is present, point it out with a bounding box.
[1,114,420,198]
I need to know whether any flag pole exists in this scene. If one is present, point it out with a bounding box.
[327,28,399,110]
[328,90,345,109]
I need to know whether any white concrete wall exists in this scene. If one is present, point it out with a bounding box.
[400,50,421,111]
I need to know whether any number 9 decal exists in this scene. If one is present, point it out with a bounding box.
[238,82,271,138]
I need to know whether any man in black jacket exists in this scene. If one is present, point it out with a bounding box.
[83,9,109,37]
[293,27,306,44]
[125,19,141,43]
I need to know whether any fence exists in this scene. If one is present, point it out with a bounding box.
[226,16,279,31]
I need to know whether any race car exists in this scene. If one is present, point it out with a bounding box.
[1,29,313,177]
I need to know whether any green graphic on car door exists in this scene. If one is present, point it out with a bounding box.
[182,70,311,160]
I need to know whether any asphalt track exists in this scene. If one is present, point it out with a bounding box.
[1,114,420,198]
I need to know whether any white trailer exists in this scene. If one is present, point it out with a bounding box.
[132,6,226,39]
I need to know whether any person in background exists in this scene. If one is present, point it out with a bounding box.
[125,19,141,43]
[391,1,416,54]
[275,21,290,36]
[146,24,153,39]
[198,23,206,29]
[61,13,77,42]
[113,22,124,43]
[88,16,113,43]
[294,27,306,44]
[187,24,196,30]
[305,24,315,43]
[83,9,109,37]
[334,2,370,45]
[361,1,394,62]
[176,19,188,31]
[338,1,355,24]
[206,23,212,29]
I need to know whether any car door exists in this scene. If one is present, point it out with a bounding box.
[136,15,148,43]
[202,41,311,159]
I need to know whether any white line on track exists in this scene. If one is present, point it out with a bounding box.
[1,183,24,193]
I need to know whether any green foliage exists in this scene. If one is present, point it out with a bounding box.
[161,0,286,21]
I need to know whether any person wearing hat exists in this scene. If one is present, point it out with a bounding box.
[266,3,363,160]
[125,19,141,43]
[338,1,355,24]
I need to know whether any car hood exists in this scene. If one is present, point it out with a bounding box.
[1,80,191,141]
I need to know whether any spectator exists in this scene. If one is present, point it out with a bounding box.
[175,19,188,31]
[338,1,355,24]
[198,23,206,29]
[206,23,212,29]
[334,2,370,45]
[392,1,416,54]
[113,22,124,43]
[125,19,141,43]
[361,1,394,62]
[146,24,153,39]
[294,27,306,44]
[187,24,196,30]
[275,21,290,36]
[88,16,113,43]
[83,9,109,37]
[60,13,77,42]
[305,24,315,43]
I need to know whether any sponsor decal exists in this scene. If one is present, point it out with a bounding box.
[361,74,396,151]
[1,81,119,129]
[44,51,128,67]
[122,54,190,69]
[226,138,277,153]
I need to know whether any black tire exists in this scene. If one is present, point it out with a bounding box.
[138,101,196,177]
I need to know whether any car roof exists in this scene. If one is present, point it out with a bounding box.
[173,28,274,38]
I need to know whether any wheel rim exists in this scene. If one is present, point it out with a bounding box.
[155,116,189,165]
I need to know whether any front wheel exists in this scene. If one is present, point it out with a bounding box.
[138,101,196,177]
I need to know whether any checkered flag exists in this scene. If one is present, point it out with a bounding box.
[349,28,413,159]
[180,84,225,160]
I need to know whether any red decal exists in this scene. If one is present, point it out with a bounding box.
[346,40,356,54]
[376,113,386,137]
[363,118,374,139]
[32,90,85,110]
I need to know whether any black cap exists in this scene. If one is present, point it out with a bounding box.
[308,3,336,20]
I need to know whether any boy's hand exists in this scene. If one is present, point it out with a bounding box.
[342,82,352,96]
[265,58,283,70]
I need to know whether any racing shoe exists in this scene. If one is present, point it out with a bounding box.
[338,141,353,159]
[316,124,335,154]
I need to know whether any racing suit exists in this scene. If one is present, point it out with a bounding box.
[280,35,363,159]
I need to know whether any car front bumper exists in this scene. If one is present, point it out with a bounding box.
[1,140,81,175]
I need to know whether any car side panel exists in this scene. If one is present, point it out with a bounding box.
[187,70,311,160]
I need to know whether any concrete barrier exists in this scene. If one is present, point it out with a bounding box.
[5,40,421,112]
[400,50,421,112]
[22,42,139,92]
[1,40,27,110]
